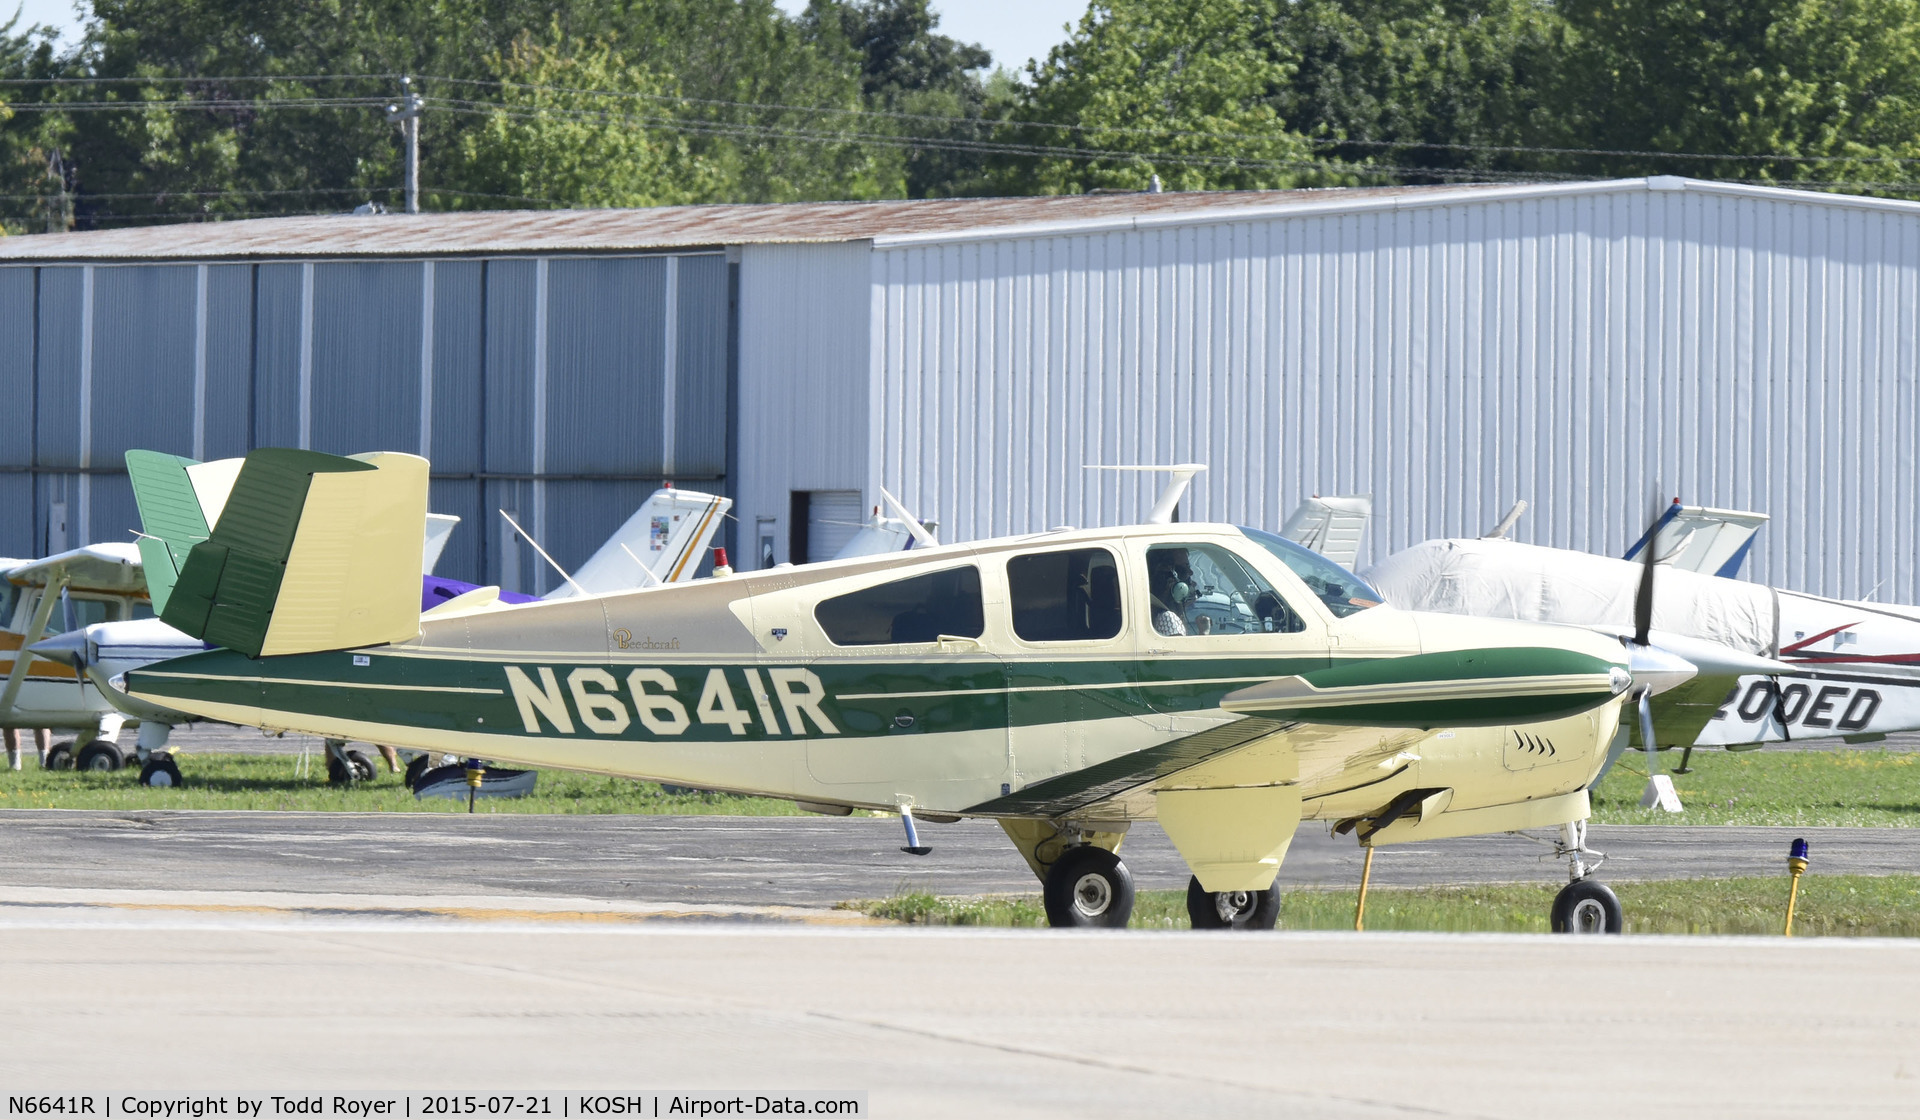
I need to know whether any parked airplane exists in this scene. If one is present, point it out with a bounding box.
[0,544,184,771]
[116,447,1778,932]
[32,451,731,787]
[1360,499,1920,781]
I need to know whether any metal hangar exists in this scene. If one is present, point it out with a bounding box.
[0,175,1912,601]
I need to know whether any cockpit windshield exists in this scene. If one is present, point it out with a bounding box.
[1238,526,1384,618]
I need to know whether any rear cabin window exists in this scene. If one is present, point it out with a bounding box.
[815,566,984,645]
[1007,548,1123,642]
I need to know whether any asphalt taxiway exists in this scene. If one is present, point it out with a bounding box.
[1,809,1913,906]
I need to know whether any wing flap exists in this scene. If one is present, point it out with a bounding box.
[964,717,1290,819]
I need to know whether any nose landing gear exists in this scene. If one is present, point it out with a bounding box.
[1551,820,1623,934]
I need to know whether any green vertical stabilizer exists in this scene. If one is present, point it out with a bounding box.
[125,450,210,615]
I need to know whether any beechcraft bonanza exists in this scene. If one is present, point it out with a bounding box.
[30,450,729,788]
[106,448,1794,933]
[1361,498,1920,795]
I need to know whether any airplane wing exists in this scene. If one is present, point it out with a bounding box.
[6,543,145,595]
[970,646,1624,820]
[965,647,1629,890]
[1623,500,1769,578]
[1278,495,1371,570]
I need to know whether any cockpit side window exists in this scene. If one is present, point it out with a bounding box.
[1007,548,1123,642]
[1145,543,1305,637]
[815,565,984,646]
[1238,526,1384,618]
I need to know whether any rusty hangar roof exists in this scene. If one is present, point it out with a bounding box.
[0,184,1512,262]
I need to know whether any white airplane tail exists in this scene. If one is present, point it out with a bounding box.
[1279,495,1372,570]
[541,487,730,599]
[1624,500,1768,578]
[832,488,939,559]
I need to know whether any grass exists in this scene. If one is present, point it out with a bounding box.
[850,875,1920,936]
[2,739,1917,827]
[1589,748,1920,827]
[0,751,806,815]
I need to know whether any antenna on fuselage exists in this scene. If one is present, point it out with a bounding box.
[1085,463,1207,524]
[1482,500,1528,540]
[497,509,588,597]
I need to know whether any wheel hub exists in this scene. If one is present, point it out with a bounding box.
[1073,873,1112,917]
[1569,897,1609,933]
[1215,891,1252,922]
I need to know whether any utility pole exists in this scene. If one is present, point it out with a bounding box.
[386,76,423,214]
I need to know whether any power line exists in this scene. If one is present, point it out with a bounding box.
[0,73,399,85]
[419,74,1920,168]
[0,75,1915,175]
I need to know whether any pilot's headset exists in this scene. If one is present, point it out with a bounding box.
[1154,559,1195,608]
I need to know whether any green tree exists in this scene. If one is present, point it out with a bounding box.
[442,29,721,209]
[804,0,996,197]
[994,0,1335,195]
[0,12,79,233]
[1540,0,1920,189]
[1261,0,1562,183]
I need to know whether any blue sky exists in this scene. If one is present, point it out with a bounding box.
[8,1,1089,71]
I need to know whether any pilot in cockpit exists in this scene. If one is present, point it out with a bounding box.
[1148,548,1202,636]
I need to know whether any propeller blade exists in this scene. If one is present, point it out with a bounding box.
[1632,496,1659,647]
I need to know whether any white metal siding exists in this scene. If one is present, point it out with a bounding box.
[870,183,1920,602]
[737,242,872,566]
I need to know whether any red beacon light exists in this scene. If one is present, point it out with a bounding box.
[711,547,733,578]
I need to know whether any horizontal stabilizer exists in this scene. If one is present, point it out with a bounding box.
[161,448,429,658]
[1279,495,1372,570]
[1623,500,1769,578]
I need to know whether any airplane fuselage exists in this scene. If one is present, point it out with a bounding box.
[130,525,1630,827]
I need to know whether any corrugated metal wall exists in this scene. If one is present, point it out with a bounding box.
[736,242,872,566]
[869,182,1920,603]
[0,252,731,593]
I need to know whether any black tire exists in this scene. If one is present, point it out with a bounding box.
[328,750,376,785]
[404,753,431,790]
[43,742,74,770]
[1551,879,1624,934]
[138,755,183,788]
[1185,876,1281,930]
[1042,846,1135,928]
[76,742,123,772]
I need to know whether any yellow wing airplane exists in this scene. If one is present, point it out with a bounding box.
[119,448,1770,932]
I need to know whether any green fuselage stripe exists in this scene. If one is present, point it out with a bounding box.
[126,645,1622,746]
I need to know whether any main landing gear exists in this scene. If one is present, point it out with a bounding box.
[1186,878,1281,930]
[1552,820,1623,934]
[1043,845,1136,928]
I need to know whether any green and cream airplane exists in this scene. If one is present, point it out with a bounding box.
[117,447,1755,931]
